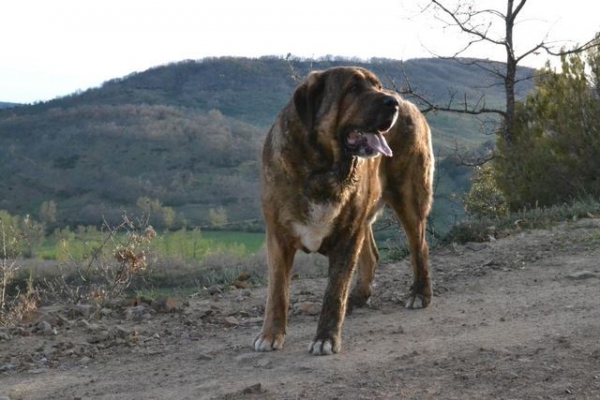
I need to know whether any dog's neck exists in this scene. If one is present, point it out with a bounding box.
[302,155,363,203]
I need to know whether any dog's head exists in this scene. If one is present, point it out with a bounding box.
[293,67,399,159]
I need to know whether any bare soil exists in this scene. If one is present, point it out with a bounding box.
[2,219,600,400]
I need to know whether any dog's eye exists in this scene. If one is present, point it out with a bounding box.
[349,84,360,92]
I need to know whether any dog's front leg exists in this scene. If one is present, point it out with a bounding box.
[254,229,295,352]
[309,236,363,355]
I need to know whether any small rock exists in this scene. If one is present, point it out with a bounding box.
[100,308,113,317]
[79,356,92,365]
[87,331,110,344]
[237,271,252,282]
[236,352,263,365]
[223,316,240,327]
[110,325,132,339]
[198,353,213,361]
[242,383,264,394]
[124,305,149,321]
[0,330,11,341]
[242,317,264,325]
[73,304,94,319]
[208,285,223,295]
[55,313,71,326]
[78,320,104,333]
[20,310,42,324]
[566,270,599,280]
[391,326,405,334]
[0,363,15,372]
[200,309,215,322]
[254,358,273,369]
[152,297,182,313]
[465,242,488,252]
[0,395,11,400]
[43,347,57,358]
[36,313,60,327]
[15,327,31,337]
[37,321,57,336]
[28,368,47,375]
[295,301,321,315]
[104,298,128,309]
[232,280,249,289]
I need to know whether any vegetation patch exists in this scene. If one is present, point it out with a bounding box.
[445,198,600,244]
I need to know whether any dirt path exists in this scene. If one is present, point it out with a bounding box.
[2,219,600,399]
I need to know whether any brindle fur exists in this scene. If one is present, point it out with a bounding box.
[254,67,434,355]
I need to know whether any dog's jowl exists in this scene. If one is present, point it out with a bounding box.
[254,67,434,355]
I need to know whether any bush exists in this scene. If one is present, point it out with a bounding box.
[495,45,600,210]
[464,164,509,219]
[1,216,40,327]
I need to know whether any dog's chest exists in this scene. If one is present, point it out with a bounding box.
[292,202,340,253]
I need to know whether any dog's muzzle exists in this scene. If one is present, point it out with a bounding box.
[345,97,399,158]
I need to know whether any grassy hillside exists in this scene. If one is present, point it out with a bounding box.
[0,56,535,229]
[0,102,19,109]
[0,105,261,227]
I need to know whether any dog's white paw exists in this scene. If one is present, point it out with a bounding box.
[253,333,284,352]
[405,293,430,309]
[308,339,337,356]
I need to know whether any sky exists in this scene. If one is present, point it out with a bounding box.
[1,0,599,104]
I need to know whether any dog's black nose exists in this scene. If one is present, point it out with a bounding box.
[383,96,399,108]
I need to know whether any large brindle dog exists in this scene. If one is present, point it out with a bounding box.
[254,67,434,355]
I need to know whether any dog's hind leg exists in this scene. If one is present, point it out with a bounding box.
[348,227,379,312]
[387,187,432,309]
[254,228,295,352]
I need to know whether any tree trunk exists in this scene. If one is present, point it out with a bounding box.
[503,0,517,146]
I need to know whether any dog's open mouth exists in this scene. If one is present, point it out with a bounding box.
[344,118,396,158]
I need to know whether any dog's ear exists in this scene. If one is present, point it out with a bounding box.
[293,71,325,132]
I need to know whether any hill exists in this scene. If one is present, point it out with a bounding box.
[0,102,19,109]
[0,56,535,228]
[0,105,262,227]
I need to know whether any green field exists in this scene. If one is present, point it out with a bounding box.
[35,228,265,262]
[152,230,265,260]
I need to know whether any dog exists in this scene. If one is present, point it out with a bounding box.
[254,66,434,355]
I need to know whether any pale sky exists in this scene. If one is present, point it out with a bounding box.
[1,0,598,103]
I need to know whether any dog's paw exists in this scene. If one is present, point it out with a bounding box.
[347,291,371,314]
[253,332,285,352]
[405,292,431,309]
[308,339,340,356]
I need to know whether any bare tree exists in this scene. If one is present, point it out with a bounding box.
[404,0,598,146]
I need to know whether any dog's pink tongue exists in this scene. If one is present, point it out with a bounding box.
[366,133,393,157]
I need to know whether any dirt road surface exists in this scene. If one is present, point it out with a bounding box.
[2,219,600,399]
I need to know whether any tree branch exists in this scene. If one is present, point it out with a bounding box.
[431,0,507,46]
[384,62,507,118]
[511,0,528,21]
[541,37,600,57]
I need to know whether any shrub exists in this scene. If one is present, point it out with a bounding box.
[495,45,600,210]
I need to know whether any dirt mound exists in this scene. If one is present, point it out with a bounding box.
[2,219,600,399]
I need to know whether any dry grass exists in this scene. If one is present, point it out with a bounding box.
[1,220,40,327]
[39,216,157,303]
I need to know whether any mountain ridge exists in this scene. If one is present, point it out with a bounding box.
[0,56,535,229]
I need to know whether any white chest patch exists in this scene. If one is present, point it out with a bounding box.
[292,203,340,253]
